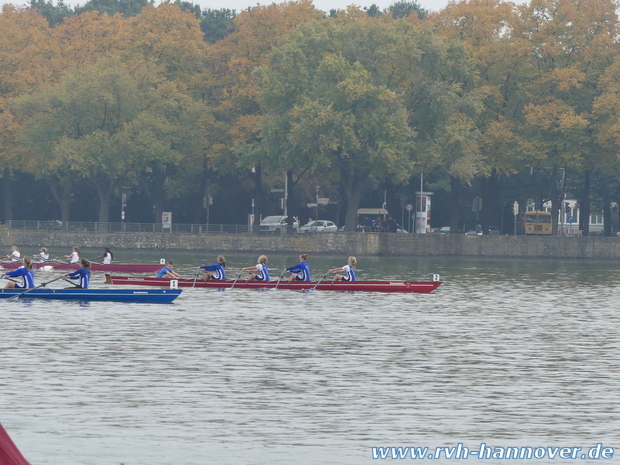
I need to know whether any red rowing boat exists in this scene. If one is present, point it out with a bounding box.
[106,275,442,293]
[0,262,162,273]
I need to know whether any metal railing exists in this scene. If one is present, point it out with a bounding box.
[4,220,252,234]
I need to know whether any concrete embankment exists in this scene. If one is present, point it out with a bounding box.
[3,227,620,259]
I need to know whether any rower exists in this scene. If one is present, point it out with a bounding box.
[329,256,357,282]
[5,246,21,263]
[244,255,270,281]
[156,261,181,279]
[201,255,226,280]
[33,247,50,263]
[286,254,311,282]
[3,256,34,289]
[64,246,80,264]
[65,258,91,289]
[96,247,113,264]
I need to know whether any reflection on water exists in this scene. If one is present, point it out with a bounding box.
[1,252,619,464]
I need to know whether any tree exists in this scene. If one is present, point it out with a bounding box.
[259,18,430,231]
[388,0,425,19]
[202,1,323,223]
[0,6,60,221]
[16,57,203,223]
[432,0,528,232]
[199,8,236,43]
[74,0,149,17]
[29,0,73,26]
[513,0,619,234]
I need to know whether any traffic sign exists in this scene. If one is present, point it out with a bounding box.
[567,215,574,224]
[406,203,413,212]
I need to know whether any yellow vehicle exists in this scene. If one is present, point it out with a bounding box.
[524,211,552,235]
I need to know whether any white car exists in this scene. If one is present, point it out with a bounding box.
[259,216,299,234]
[299,220,338,234]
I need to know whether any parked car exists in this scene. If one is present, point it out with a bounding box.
[259,216,299,234]
[299,220,338,234]
[433,226,466,234]
[465,225,500,236]
[395,223,409,233]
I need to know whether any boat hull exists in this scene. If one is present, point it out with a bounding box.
[0,288,182,303]
[1,262,162,273]
[107,276,442,293]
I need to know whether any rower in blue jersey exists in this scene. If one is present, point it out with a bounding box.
[286,254,311,282]
[244,255,270,281]
[201,255,227,280]
[156,261,181,279]
[329,256,357,282]
[2,256,34,289]
[65,258,91,289]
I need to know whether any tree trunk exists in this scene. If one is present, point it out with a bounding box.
[343,169,365,233]
[95,183,111,225]
[151,169,166,223]
[603,195,612,236]
[2,169,12,222]
[253,164,264,233]
[481,170,499,234]
[47,178,72,222]
[580,169,591,237]
[551,167,559,235]
[449,176,461,233]
[193,170,208,224]
[286,170,295,231]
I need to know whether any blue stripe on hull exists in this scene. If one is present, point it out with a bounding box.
[0,288,182,303]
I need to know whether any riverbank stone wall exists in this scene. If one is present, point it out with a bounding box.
[3,228,620,259]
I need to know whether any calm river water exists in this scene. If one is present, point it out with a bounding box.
[1,249,619,464]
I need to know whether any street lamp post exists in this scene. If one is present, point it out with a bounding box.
[315,186,320,224]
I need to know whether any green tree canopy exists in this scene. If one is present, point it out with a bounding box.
[16,56,206,223]
[259,19,423,230]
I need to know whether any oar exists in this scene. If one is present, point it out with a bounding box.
[10,275,67,300]
[63,278,80,287]
[310,272,330,291]
[230,270,245,289]
[274,271,286,290]
[192,266,202,288]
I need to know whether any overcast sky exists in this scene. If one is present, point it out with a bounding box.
[1,0,452,15]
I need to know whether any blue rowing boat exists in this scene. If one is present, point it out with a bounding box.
[0,288,182,303]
